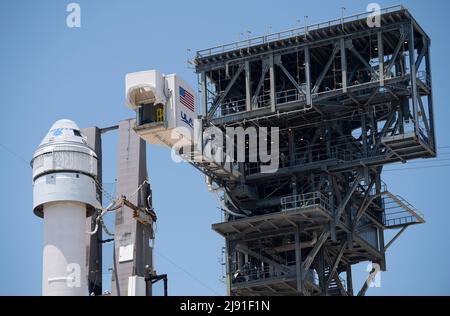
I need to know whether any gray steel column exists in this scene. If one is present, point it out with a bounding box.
[425,41,436,151]
[361,114,368,157]
[201,72,208,117]
[294,227,304,294]
[82,126,102,296]
[377,31,384,87]
[269,54,276,112]
[408,23,419,134]
[346,265,353,296]
[226,241,232,296]
[340,39,347,93]
[111,119,153,296]
[245,60,252,111]
[304,46,312,105]
[317,248,326,295]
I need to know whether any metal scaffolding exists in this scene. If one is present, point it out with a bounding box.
[194,5,434,296]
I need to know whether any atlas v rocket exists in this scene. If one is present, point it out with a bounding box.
[31,119,98,296]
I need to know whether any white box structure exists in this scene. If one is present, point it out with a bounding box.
[125,70,197,149]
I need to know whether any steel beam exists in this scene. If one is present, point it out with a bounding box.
[325,241,347,289]
[425,40,436,150]
[278,62,305,97]
[302,230,330,273]
[208,63,244,119]
[340,39,347,93]
[201,72,208,117]
[245,60,252,111]
[323,249,347,296]
[415,39,426,72]
[352,179,375,227]
[384,226,407,251]
[377,31,385,87]
[305,46,312,105]
[384,29,407,77]
[335,171,363,221]
[346,265,354,296]
[312,44,339,94]
[251,62,269,108]
[417,96,431,137]
[294,227,304,294]
[408,23,420,134]
[82,126,102,296]
[269,54,276,112]
[349,44,378,80]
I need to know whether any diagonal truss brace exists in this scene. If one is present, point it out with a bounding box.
[251,62,270,108]
[349,43,379,81]
[384,29,407,77]
[302,230,330,273]
[335,171,364,221]
[325,241,347,289]
[312,44,339,94]
[352,179,376,228]
[207,63,245,119]
[384,226,407,251]
[277,61,306,96]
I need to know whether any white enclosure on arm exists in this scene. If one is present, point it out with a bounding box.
[125,70,197,150]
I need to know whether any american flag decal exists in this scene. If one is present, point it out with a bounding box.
[179,86,195,112]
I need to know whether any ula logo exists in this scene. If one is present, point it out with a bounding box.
[180,111,193,128]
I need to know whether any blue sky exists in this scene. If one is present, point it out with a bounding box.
[0,0,449,295]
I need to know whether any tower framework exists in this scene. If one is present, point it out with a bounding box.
[194,5,435,296]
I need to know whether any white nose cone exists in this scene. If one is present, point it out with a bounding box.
[38,119,86,147]
[32,119,98,217]
[32,119,98,296]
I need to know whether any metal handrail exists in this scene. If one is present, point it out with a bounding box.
[231,261,296,283]
[212,88,308,118]
[281,191,330,213]
[382,193,425,227]
[231,261,321,286]
[244,145,353,175]
[197,5,405,58]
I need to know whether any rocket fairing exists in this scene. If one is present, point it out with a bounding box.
[31,119,98,296]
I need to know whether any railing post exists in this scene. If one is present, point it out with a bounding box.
[269,53,276,112]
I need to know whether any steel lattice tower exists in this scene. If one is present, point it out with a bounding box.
[193,5,435,296]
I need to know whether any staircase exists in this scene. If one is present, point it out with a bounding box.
[382,192,425,228]
[324,267,346,296]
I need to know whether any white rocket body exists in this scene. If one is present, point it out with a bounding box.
[31,119,98,296]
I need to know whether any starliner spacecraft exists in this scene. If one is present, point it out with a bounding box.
[31,119,98,296]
